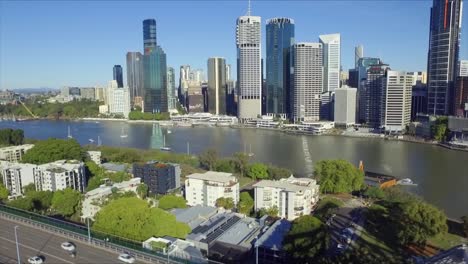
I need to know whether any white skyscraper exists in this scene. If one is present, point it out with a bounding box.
[383,71,413,132]
[334,86,357,127]
[236,9,262,120]
[319,34,341,92]
[291,43,323,122]
[460,60,468,77]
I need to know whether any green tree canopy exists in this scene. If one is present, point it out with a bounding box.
[29,190,54,212]
[233,152,249,177]
[216,197,235,210]
[199,149,218,171]
[257,206,279,218]
[137,183,149,199]
[283,215,329,262]
[51,188,82,217]
[214,159,235,173]
[247,163,269,180]
[267,165,292,180]
[0,184,9,201]
[22,138,84,164]
[158,195,187,210]
[364,186,385,200]
[431,116,449,142]
[93,197,190,240]
[8,197,34,211]
[0,128,24,146]
[238,192,254,215]
[314,159,364,194]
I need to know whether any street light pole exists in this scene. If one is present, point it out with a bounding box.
[14,226,20,264]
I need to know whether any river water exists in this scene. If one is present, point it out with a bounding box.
[1,120,467,218]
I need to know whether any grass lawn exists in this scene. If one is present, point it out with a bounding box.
[429,232,468,250]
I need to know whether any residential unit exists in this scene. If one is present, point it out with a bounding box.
[0,144,34,163]
[133,161,181,194]
[253,176,320,221]
[34,160,86,193]
[334,86,357,127]
[0,162,36,197]
[86,151,102,165]
[185,171,239,207]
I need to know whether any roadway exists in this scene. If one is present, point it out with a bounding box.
[0,217,144,264]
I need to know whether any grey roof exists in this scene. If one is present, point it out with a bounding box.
[171,205,217,229]
[253,176,317,192]
[425,244,468,264]
[216,217,260,248]
[101,163,126,172]
[256,219,291,251]
[186,171,236,183]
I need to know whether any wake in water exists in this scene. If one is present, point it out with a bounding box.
[302,136,314,177]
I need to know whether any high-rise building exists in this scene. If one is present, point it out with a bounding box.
[143,19,157,55]
[407,71,427,85]
[186,80,204,113]
[427,0,463,115]
[167,67,176,110]
[319,33,341,93]
[334,86,357,127]
[460,60,468,77]
[226,80,237,116]
[190,69,205,83]
[411,83,428,120]
[454,77,468,117]
[355,57,382,122]
[207,57,227,115]
[355,45,364,68]
[143,46,167,113]
[113,65,123,88]
[266,17,295,118]
[225,64,232,81]
[108,80,131,118]
[126,52,144,107]
[179,65,191,105]
[383,71,413,132]
[360,63,390,127]
[236,11,262,120]
[320,91,334,121]
[291,43,323,122]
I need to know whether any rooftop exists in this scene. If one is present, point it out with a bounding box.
[216,217,260,248]
[256,219,291,251]
[186,171,236,184]
[253,176,318,192]
[101,162,127,172]
[171,205,217,229]
[425,244,468,264]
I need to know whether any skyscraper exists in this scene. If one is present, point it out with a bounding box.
[225,64,232,81]
[266,17,295,118]
[355,45,364,68]
[236,9,262,120]
[207,57,227,115]
[291,43,323,122]
[143,19,157,55]
[319,33,341,93]
[427,0,463,115]
[361,63,390,127]
[383,71,413,132]
[113,65,123,88]
[167,67,176,110]
[126,52,144,107]
[334,86,357,127]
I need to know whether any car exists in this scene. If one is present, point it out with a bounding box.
[118,253,136,263]
[28,256,43,264]
[61,241,76,251]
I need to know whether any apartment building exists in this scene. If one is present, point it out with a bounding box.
[0,144,34,163]
[185,171,239,207]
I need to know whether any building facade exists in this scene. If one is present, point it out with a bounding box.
[1,163,36,197]
[0,144,34,163]
[113,65,124,88]
[411,83,428,120]
[143,19,157,55]
[383,71,413,132]
[454,77,468,117]
[126,52,144,108]
[108,81,131,118]
[185,171,239,207]
[266,18,295,118]
[355,45,364,68]
[460,60,468,77]
[79,87,95,100]
[236,14,262,120]
[133,161,181,194]
[334,86,357,127]
[427,0,463,115]
[291,43,323,122]
[143,46,167,113]
[253,176,320,221]
[167,67,176,111]
[34,160,86,193]
[319,34,341,93]
[360,63,390,127]
[207,57,227,115]
[320,91,335,121]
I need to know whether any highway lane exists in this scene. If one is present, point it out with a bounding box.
[0,217,144,264]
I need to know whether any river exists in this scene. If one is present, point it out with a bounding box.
[1,119,467,218]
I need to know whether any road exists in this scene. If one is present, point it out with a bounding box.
[0,217,142,264]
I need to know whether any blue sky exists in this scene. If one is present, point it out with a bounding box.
[1,0,467,90]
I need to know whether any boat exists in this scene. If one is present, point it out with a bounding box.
[120,127,128,138]
[160,135,171,151]
[67,126,73,139]
[397,178,417,186]
[88,138,95,143]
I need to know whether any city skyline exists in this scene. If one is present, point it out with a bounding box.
[1,1,467,89]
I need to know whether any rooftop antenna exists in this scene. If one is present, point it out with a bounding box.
[247,0,251,16]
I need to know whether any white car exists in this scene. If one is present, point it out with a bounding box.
[61,241,76,251]
[118,253,136,263]
[28,256,43,264]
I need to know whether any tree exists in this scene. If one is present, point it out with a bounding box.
[199,149,218,170]
[283,215,329,262]
[0,184,9,201]
[29,191,54,212]
[214,159,235,173]
[267,165,292,180]
[8,197,33,211]
[431,116,449,142]
[0,128,24,146]
[22,138,84,164]
[23,183,36,195]
[393,198,448,245]
[137,183,149,199]
[158,195,187,210]
[314,160,364,194]
[364,186,385,200]
[461,216,468,237]
[238,192,254,215]
[233,152,249,177]
[51,188,82,217]
[93,197,190,240]
[257,206,279,218]
[247,163,269,180]
[216,197,235,210]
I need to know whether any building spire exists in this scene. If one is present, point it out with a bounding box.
[247,0,251,16]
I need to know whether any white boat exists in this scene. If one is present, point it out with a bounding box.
[67,126,73,139]
[120,127,128,138]
[397,178,417,186]
[88,138,95,143]
[160,135,171,151]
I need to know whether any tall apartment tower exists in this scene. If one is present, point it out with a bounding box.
[319,33,341,92]
[355,45,364,68]
[207,57,227,115]
[126,52,144,107]
[236,9,262,120]
[383,71,413,132]
[167,67,176,110]
[362,64,390,128]
[266,17,295,118]
[143,19,157,55]
[291,43,323,122]
[427,0,463,115]
[113,65,123,88]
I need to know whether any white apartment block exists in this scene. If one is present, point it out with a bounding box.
[34,160,86,193]
[108,80,131,118]
[185,171,239,207]
[292,42,323,122]
[253,176,320,221]
[86,151,101,165]
[236,15,262,120]
[383,71,413,132]
[334,86,357,127]
[460,60,468,77]
[1,162,36,197]
[319,34,341,92]
[0,144,34,163]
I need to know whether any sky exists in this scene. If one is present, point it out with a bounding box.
[1,0,467,90]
